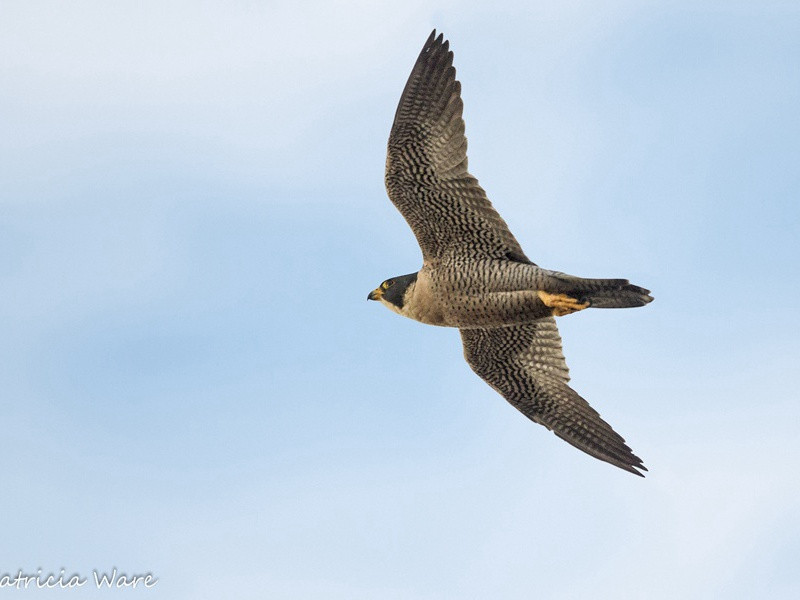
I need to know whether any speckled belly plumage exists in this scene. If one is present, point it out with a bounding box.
[410,260,554,328]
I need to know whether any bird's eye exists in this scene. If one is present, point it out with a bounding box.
[382,280,392,290]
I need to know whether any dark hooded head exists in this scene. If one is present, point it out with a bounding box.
[367,272,418,309]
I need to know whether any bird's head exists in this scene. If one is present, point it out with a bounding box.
[367,272,418,314]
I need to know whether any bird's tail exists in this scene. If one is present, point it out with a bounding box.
[547,273,654,309]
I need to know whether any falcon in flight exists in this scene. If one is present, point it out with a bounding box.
[368,31,653,476]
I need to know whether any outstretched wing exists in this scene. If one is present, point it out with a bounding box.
[460,320,647,476]
[385,30,529,263]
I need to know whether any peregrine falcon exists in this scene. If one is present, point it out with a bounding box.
[368,31,653,476]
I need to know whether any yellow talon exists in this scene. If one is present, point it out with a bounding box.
[537,291,590,316]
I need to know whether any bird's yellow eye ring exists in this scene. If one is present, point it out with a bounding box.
[382,280,392,290]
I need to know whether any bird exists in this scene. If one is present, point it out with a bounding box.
[368,30,653,476]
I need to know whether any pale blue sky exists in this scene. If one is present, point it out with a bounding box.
[1,1,799,598]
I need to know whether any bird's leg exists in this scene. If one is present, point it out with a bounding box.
[537,291,590,317]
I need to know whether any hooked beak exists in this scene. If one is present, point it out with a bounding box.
[368,287,383,301]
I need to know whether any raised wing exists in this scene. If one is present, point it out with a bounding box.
[460,321,647,476]
[385,30,529,263]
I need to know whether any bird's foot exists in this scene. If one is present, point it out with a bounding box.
[537,291,590,317]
